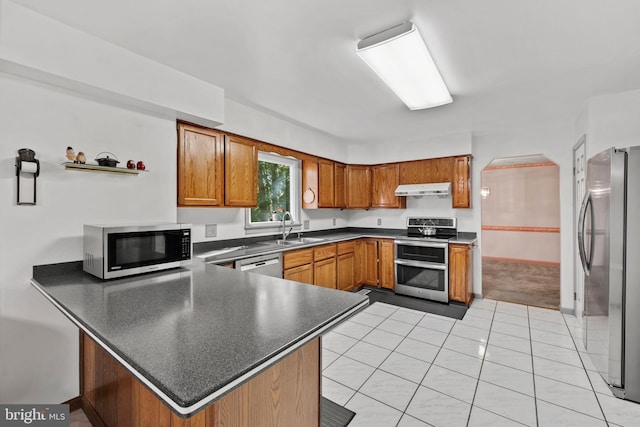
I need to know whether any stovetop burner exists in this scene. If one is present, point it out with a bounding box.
[406,217,457,240]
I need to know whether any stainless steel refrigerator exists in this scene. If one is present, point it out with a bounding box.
[578,146,640,402]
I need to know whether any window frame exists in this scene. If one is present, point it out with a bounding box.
[244,151,302,232]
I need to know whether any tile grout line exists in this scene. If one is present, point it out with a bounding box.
[528,305,540,427]
[465,301,495,427]
[342,304,441,425]
[395,308,459,427]
[466,302,539,426]
[560,312,611,425]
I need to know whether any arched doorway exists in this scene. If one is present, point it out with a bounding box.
[480,154,561,309]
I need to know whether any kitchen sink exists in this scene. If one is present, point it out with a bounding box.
[258,237,327,246]
[297,237,326,243]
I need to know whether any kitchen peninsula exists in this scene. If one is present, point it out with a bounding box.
[31,259,368,426]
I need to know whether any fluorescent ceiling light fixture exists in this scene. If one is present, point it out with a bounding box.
[356,22,452,110]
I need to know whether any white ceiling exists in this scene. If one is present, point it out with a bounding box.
[14,0,640,145]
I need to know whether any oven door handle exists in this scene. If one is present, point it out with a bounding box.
[394,240,449,249]
[394,259,448,270]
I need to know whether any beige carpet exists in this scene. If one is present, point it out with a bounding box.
[482,258,560,310]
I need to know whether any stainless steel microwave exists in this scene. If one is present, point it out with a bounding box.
[83,223,192,279]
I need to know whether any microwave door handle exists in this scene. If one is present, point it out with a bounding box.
[577,190,592,276]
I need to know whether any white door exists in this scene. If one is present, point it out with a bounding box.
[574,136,587,319]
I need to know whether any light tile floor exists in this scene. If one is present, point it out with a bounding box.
[322,298,640,427]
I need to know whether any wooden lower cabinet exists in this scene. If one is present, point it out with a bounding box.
[362,239,395,290]
[314,257,336,289]
[378,239,395,290]
[354,240,365,287]
[336,241,356,291]
[284,263,313,284]
[449,243,474,305]
[81,333,320,427]
[363,239,379,286]
[337,253,355,291]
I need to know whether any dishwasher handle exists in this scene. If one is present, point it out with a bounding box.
[239,258,280,272]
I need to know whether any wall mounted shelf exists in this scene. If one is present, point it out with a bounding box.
[62,162,147,175]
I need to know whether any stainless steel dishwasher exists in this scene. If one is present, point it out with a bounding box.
[234,253,283,278]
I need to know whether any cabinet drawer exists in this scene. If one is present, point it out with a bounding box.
[283,248,313,269]
[314,244,337,261]
[337,241,355,255]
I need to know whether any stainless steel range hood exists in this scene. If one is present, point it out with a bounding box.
[394,182,451,197]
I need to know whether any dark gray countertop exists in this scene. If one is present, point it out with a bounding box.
[31,260,368,416]
[197,229,478,264]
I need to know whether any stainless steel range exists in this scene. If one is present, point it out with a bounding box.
[394,217,457,303]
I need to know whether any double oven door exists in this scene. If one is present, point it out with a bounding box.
[394,240,449,303]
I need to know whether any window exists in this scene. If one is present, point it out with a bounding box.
[245,152,301,230]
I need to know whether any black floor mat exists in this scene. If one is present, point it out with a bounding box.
[360,288,467,320]
[321,397,355,427]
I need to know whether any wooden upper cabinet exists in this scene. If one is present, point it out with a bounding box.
[452,155,472,208]
[318,159,335,208]
[334,162,347,208]
[433,157,454,183]
[399,159,430,184]
[378,239,395,290]
[177,123,224,207]
[224,134,258,207]
[399,157,452,185]
[346,165,371,209]
[371,163,406,209]
[302,158,319,209]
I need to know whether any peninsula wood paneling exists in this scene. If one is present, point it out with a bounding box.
[80,333,320,427]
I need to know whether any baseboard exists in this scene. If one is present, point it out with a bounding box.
[62,396,82,412]
[560,307,575,316]
[80,396,107,427]
[473,293,483,300]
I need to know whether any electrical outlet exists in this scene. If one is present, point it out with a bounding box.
[377,218,382,226]
[205,224,217,238]
[303,220,310,230]
[332,218,336,226]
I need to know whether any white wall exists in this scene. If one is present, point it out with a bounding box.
[348,131,472,164]
[472,123,576,310]
[0,73,177,404]
[219,99,347,161]
[0,0,224,128]
[587,88,640,155]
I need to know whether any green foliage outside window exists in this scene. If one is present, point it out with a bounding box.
[251,160,291,222]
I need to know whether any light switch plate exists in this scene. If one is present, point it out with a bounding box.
[377,218,382,225]
[303,220,310,230]
[332,218,336,226]
[205,224,217,238]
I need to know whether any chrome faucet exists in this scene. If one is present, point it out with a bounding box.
[281,211,293,242]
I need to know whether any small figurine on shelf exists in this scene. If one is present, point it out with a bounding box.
[75,152,86,164]
[66,146,76,162]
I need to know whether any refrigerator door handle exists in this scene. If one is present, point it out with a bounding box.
[578,190,593,276]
